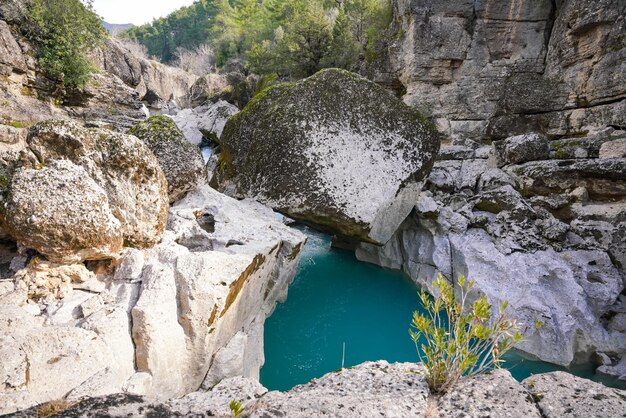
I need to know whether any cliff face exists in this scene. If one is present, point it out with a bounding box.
[388,0,626,141]
[0,3,195,131]
[356,0,626,375]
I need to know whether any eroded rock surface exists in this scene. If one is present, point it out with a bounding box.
[357,129,626,368]
[388,0,626,141]
[0,120,169,262]
[216,68,439,244]
[10,362,626,418]
[523,371,626,418]
[4,160,123,262]
[0,184,305,414]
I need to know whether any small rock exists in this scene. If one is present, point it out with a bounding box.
[600,138,626,159]
[493,133,549,167]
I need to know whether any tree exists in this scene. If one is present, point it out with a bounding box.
[124,0,218,63]
[29,0,105,90]
[323,6,359,69]
[278,3,333,77]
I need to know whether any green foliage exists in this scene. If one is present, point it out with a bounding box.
[254,73,280,95]
[409,275,523,394]
[229,400,245,418]
[124,0,218,62]
[123,0,392,78]
[29,0,105,90]
[277,3,333,77]
[322,7,359,69]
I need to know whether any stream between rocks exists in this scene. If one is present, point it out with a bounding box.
[260,226,623,391]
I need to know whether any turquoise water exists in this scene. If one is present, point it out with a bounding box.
[260,226,624,391]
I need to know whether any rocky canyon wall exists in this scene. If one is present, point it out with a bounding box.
[387,0,626,142]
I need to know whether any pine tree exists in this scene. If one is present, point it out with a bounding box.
[323,6,359,69]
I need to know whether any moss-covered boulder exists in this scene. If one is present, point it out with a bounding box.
[0,120,168,262]
[129,116,207,203]
[216,69,440,244]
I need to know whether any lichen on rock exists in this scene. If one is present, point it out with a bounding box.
[128,116,206,203]
[0,120,169,262]
[216,68,439,244]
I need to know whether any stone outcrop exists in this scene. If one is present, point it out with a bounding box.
[0,14,196,132]
[10,362,626,418]
[387,0,626,141]
[0,184,305,414]
[523,371,626,418]
[169,100,239,146]
[91,38,197,111]
[216,68,439,244]
[128,116,206,203]
[137,59,196,111]
[0,120,169,263]
[357,128,626,368]
[179,73,230,109]
[0,16,146,131]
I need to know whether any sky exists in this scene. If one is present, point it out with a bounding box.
[92,0,196,25]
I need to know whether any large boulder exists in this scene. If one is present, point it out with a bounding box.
[3,160,123,263]
[0,120,168,262]
[128,116,206,203]
[216,68,439,244]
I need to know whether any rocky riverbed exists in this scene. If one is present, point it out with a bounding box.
[1,0,626,416]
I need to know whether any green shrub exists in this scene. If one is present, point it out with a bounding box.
[29,0,105,90]
[409,275,522,394]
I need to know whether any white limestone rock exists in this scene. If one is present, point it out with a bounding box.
[3,160,123,263]
[0,183,305,413]
[169,100,238,146]
[247,361,431,418]
[438,369,541,417]
[130,185,305,399]
[523,371,626,418]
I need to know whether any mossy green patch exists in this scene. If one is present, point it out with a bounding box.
[474,199,504,214]
[128,116,183,146]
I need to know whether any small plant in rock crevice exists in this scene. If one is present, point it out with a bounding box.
[229,400,245,418]
[410,274,523,394]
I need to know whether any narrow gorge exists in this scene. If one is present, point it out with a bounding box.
[1,0,625,417]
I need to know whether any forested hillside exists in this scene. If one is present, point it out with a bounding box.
[123,0,391,78]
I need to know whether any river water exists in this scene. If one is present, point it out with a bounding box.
[260,226,622,391]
